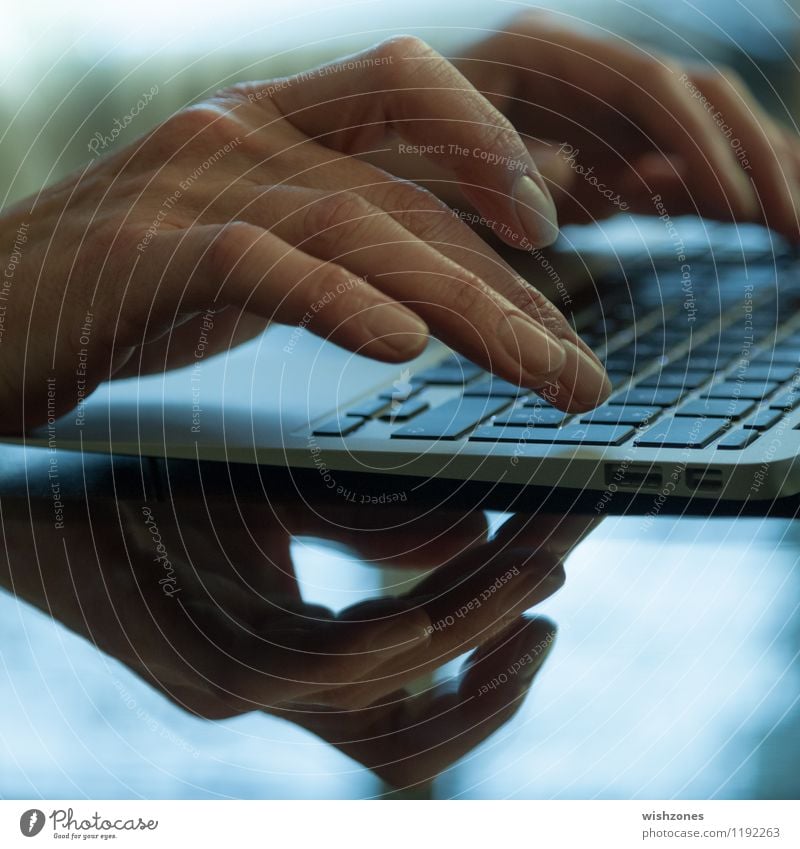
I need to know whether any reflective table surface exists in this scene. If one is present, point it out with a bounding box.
[1,447,798,799]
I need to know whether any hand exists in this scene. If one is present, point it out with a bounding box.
[0,36,613,433]
[1,493,597,788]
[456,12,800,236]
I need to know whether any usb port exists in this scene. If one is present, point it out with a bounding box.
[604,463,662,490]
[685,467,723,492]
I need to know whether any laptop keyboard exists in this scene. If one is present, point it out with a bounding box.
[313,263,800,452]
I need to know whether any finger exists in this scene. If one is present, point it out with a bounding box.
[244,183,608,410]
[287,615,555,788]
[308,543,565,709]
[131,223,429,361]
[272,500,491,570]
[349,177,611,408]
[626,61,759,220]
[255,186,574,395]
[469,21,757,220]
[179,598,432,712]
[689,70,798,239]
[257,36,559,248]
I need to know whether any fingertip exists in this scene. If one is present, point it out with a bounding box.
[356,302,429,361]
[513,173,560,247]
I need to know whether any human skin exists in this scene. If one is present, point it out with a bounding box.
[1,15,796,431]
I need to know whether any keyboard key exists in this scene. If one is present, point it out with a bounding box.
[669,353,735,371]
[634,417,727,448]
[729,364,797,382]
[415,364,483,385]
[379,399,429,422]
[675,398,755,419]
[346,398,390,418]
[603,356,647,371]
[392,397,509,440]
[742,408,783,431]
[379,380,425,403]
[637,370,711,389]
[769,387,800,411]
[717,428,760,450]
[692,340,748,356]
[494,407,570,427]
[313,416,364,437]
[703,380,780,400]
[750,349,800,366]
[580,406,660,426]
[606,370,634,386]
[463,377,531,398]
[470,423,634,445]
[609,387,685,407]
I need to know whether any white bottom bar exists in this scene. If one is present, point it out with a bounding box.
[1,800,797,848]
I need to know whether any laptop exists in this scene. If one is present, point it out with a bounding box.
[20,215,800,506]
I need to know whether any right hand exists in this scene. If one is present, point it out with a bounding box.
[0,36,610,432]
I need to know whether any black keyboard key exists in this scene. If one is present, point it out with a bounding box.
[692,340,748,356]
[609,387,685,407]
[379,380,424,403]
[634,417,727,448]
[769,388,800,411]
[463,377,531,398]
[703,380,780,400]
[670,353,735,371]
[550,424,635,445]
[379,399,429,421]
[346,398,390,418]
[730,364,797,382]
[581,406,660,426]
[313,416,364,437]
[415,364,483,385]
[392,397,509,440]
[603,356,646,371]
[494,407,570,427]
[742,408,783,431]
[750,349,800,366]
[637,370,711,389]
[717,429,760,450]
[606,370,634,386]
[470,423,634,445]
[675,398,754,419]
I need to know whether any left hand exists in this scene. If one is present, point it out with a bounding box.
[3,492,597,788]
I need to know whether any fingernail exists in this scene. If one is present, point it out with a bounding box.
[498,315,566,384]
[732,170,760,220]
[366,303,428,355]
[556,340,612,408]
[514,173,559,247]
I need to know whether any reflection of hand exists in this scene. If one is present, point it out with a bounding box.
[1,496,596,787]
[0,35,613,434]
[457,13,800,235]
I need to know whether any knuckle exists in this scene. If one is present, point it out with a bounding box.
[506,279,569,334]
[305,191,370,236]
[374,34,434,64]
[209,220,260,277]
[307,262,359,302]
[475,117,522,158]
[446,275,493,319]
[507,8,554,34]
[152,101,244,163]
[379,179,445,215]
